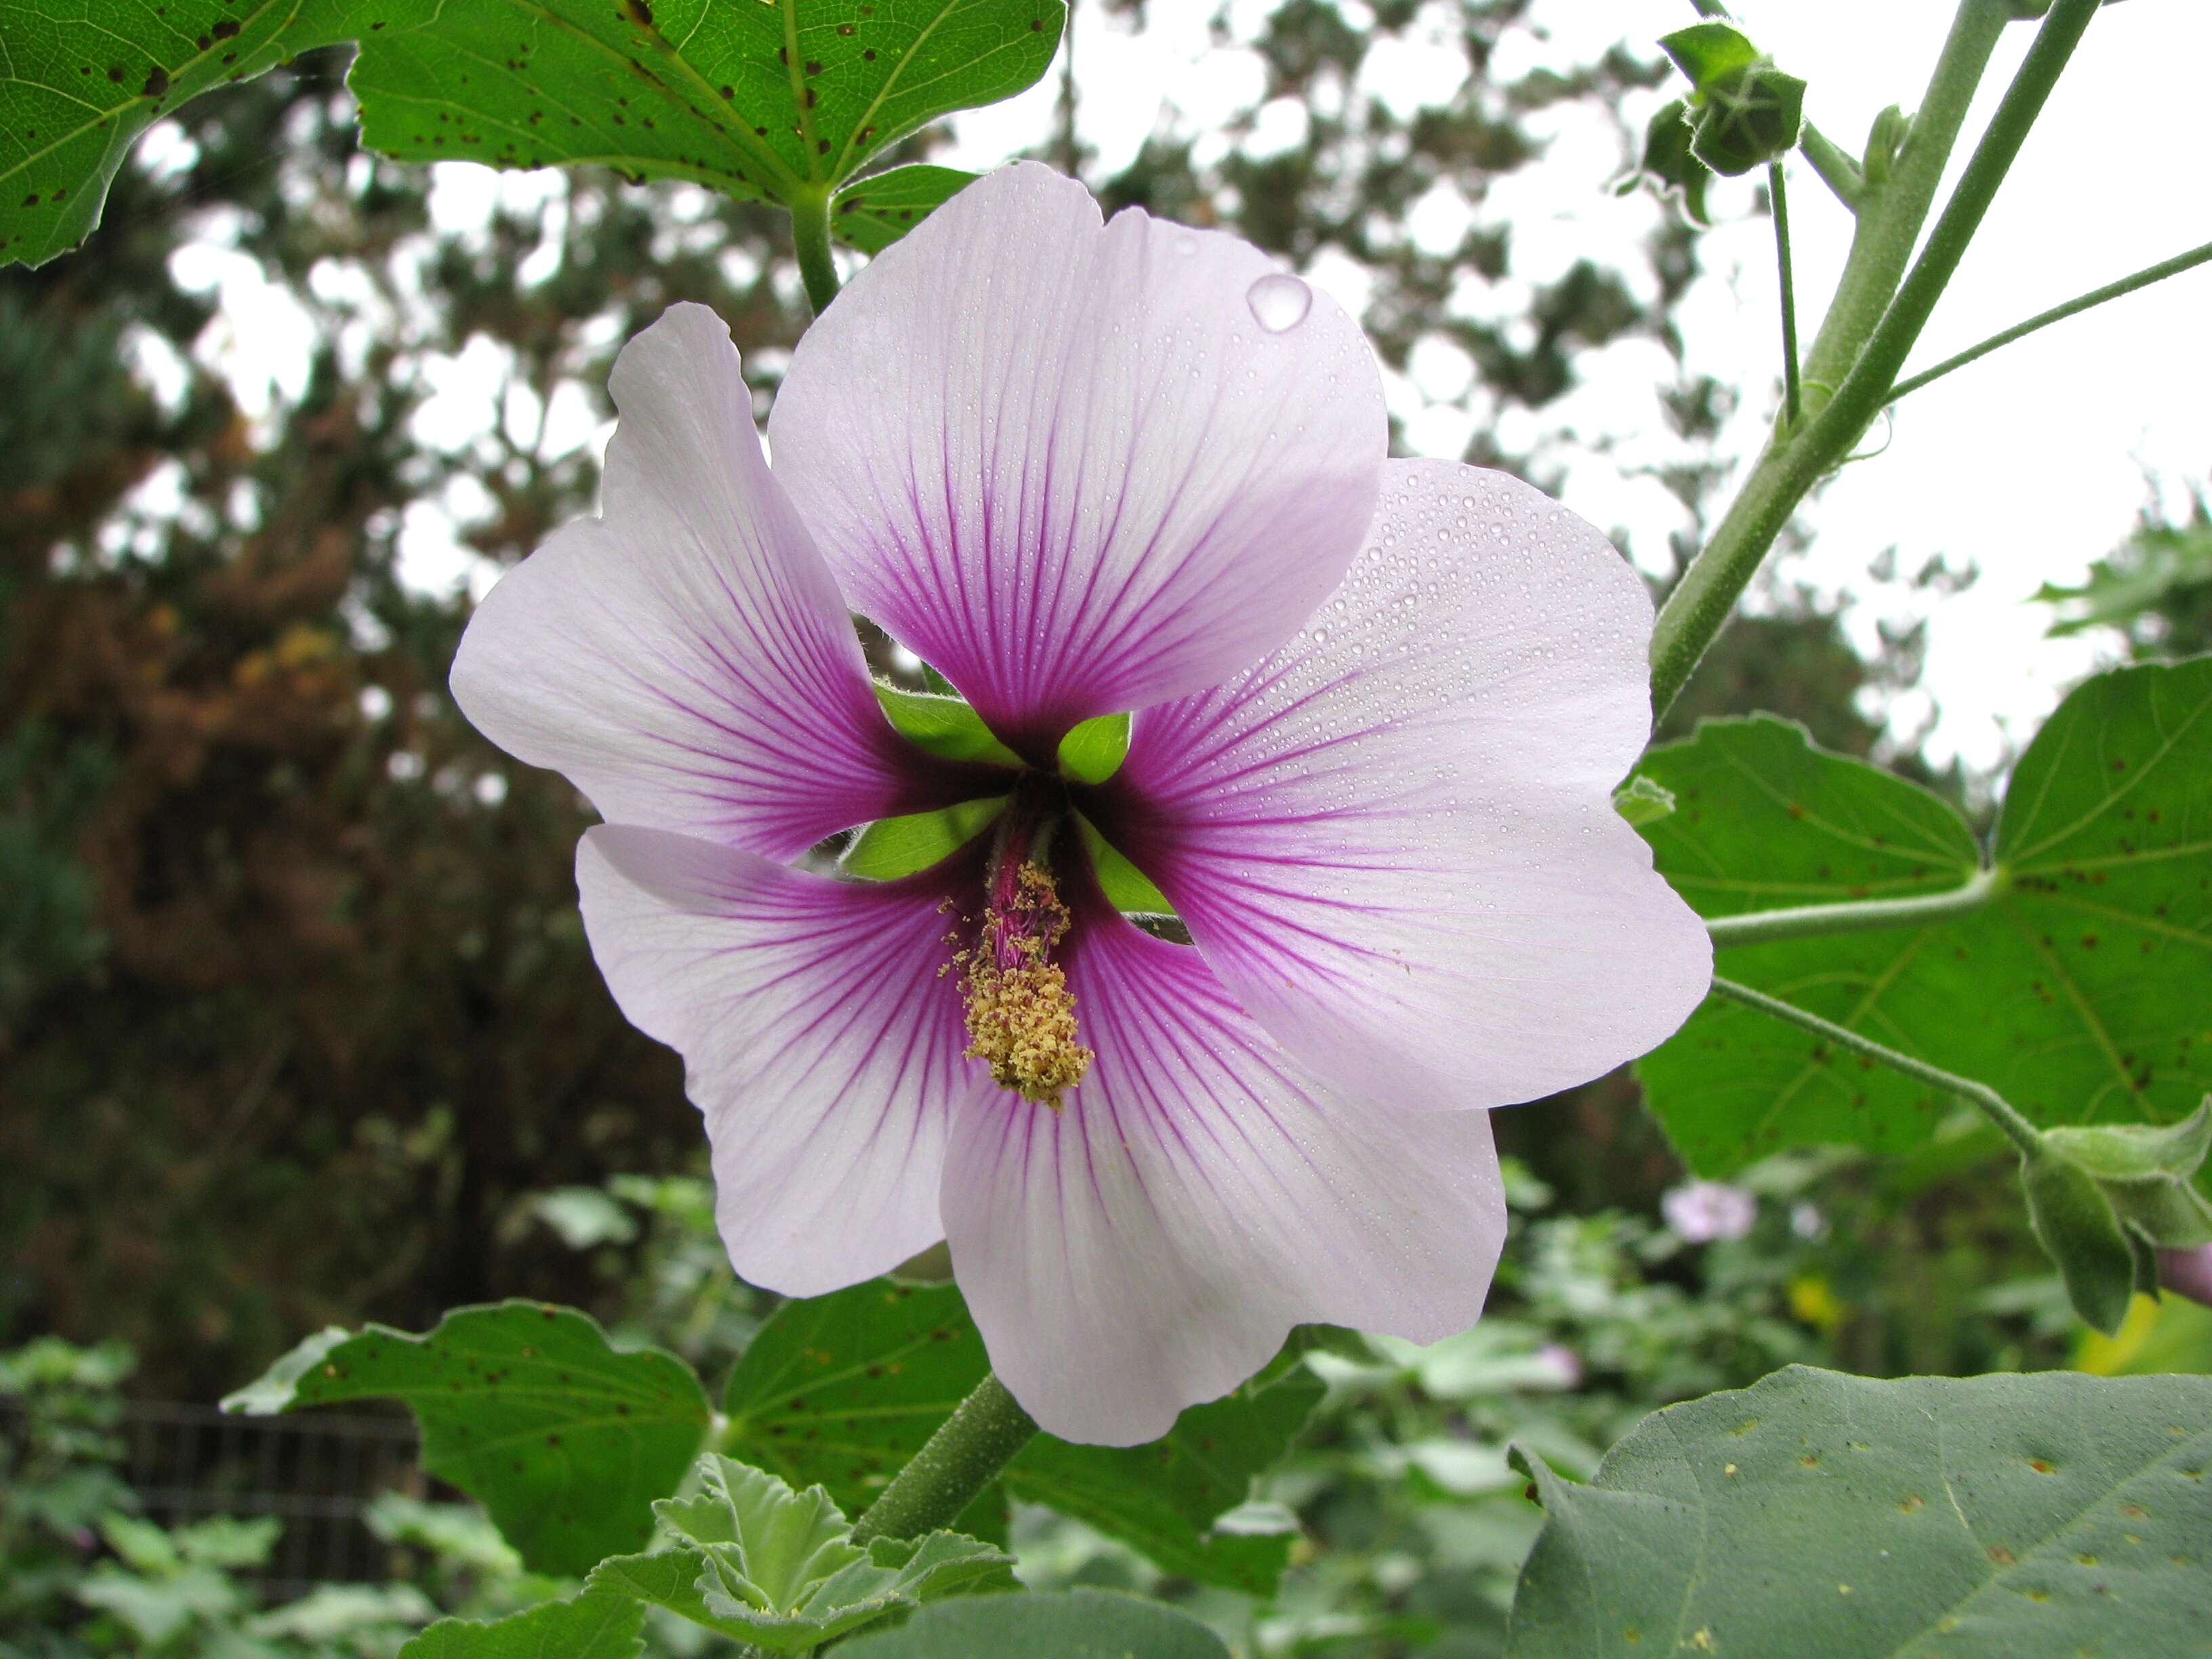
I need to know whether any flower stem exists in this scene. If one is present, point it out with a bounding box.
[1888,237,2212,401]
[1705,865,2008,949]
[1797,121,1864,212]
[1708,975,2045,1158]
[1769,161,1801,429]
[791,190,842,316]
[849,1372,1038,1544]
[1647,0,2100,720]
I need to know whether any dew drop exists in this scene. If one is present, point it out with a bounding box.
[1246,271,1312,333]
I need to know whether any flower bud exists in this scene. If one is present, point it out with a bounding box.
[2042,1102,2212,1258]
[1656,22,1805,180]
[2020,1148,2135,1335]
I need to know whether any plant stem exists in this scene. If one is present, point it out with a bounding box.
[849,1372,1038,1544]
[1889,237,2212,401]
[1647,0,2099,720]
[1769,161,1802,428]
[1709,976,2045,1156]
[791,190,841,316]
[1797,121,1864,211]
[1797,2,2010,422]
[1705,865,2007,949]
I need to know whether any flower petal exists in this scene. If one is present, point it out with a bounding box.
[1097,457,1711,1113]
[576,823,996,1296]
[941,888,1504,1446]
[453,304,973,861]
[770,163,1388,754]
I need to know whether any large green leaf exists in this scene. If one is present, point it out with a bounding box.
[223,1301,711,1575]
[832,163,977,254]
[1505,1364,2212,1658]
[1637,659,2212,1174]
[719,1279,1322,1593]
[838,1587,1231,1659]
[1,0,1063,268]
[399,1592,642,1659]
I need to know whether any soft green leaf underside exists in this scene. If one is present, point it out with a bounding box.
[1506,1365,2212,1658]
[1,0,1062,267]
[1639,659,2212,1174]
[718,1279,1320,1595]
[398,1590,644,1659]
[843,796,1004,880]
[222,1300,711,1575]
[839,1587,1231,1659]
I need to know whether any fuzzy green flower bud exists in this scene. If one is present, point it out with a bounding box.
[2043,1101,2212,1261]
[1656,22,1806,179]
[2020,1148,2137,1335]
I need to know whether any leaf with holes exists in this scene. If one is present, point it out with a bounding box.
[1637,659,2212,1174]
[831,163,976,252]
[399,1591,644,1659]
[1504,1365,2212,1658]
[1,0,1064,268]
[223,1301,712,1575]
[719,1279,1322,1593]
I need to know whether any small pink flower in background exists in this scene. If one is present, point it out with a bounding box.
[452,163,1711,1444]
[1662,1181,1757,1244]
[2160,1244,2212,1307]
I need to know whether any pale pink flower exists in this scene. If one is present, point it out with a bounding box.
[451,165,1709,1444]
[1662,1180,1757,1244]
[2160,1244,2212,1307]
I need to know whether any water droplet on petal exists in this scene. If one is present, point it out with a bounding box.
[1246,272,1311,333]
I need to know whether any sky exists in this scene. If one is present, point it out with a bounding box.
[152,0,2211,777]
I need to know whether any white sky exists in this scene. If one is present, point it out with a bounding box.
[155,0,2211,776]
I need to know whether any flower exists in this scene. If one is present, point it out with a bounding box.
[451,163,1711,1445]
[1662,1180,1757,1244]
[2160,1244,2212,1307]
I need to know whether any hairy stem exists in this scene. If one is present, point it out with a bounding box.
[1709,976,2045,1157]
[1889,237,2212,401]
[850,1373,1038,1544]
[1797,121,1864,211]
[1647,0,2100,720]
[1705,865,2008,949]
[791,190,842,316]
[1769,161,1802,428]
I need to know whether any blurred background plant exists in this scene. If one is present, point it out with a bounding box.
[3,1,2207,1655]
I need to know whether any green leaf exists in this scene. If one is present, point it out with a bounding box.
[1658,22,1762,89]
[1620,98,1711,225]
[874,684,1025,769]
[719,1279,1322,1593]
[838,1587,1231,1659]
[222,1301,711,1575]
[2021,1149,2136,1334]
[832,164,978,253]
[398,1590,644,1659]
[1637,661,2212,1175]
[843,798,1006,880]
[588,1456,1012,1650]
[1504,1365,2212,1658]
[1073,814,1175,915]
[2,0,1064,268]
[75,1564,245,1647]
[1610,775,1676,828]
[1057,712,1130,785]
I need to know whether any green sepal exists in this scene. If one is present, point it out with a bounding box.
[1073,815,1174,916]
[874,684,1025,769]
[2044,1101,2212,1183]
[1611,775,1677,827]
[1057,712,1132,785]
[1689,64,1807,177]
[1658,22,1763,89]
[1620,99,1712,226]
[842,799,1008,881]
[2020,1149,2137,1334]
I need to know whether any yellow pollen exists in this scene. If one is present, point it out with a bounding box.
[957,861,1092,1106]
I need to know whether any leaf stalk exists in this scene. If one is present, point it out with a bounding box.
[848,1372,1038,1544]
